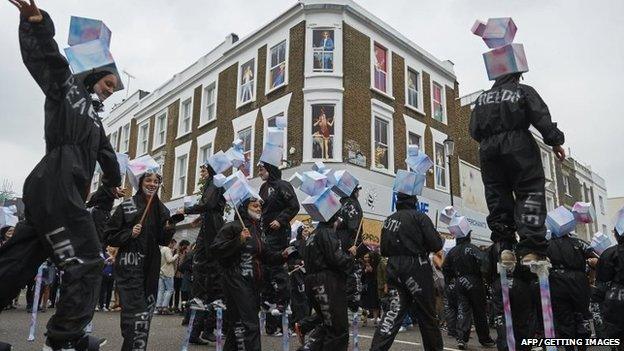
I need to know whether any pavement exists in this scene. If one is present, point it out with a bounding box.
[0,303,485,350]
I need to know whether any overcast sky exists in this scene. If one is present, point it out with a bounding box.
[1,0,622,198]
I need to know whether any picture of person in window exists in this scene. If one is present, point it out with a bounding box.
[312,107,334,159]
[313,30,334,71]
[240,63,254,102]
[374,48,386,91]
[271,62,286,88]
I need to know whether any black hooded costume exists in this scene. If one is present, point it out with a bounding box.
[299,217,353,351]
[210,198,285,351]
[288,226,310,327]
[591,232,624,342]
[183,166,226,340]
[105,179,174,351]
[0,10,121,347]
[258,162,300,334]
[470,73,565,258]
[370,194,444,351]
[546,234,594,348]
[442,234,494,347]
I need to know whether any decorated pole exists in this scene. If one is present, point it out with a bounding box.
[27,264,45,341]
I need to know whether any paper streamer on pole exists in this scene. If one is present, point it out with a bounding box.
[282,307,290,351]
[351,308,361,351]
[526,261,556,351]
[216,307,223,351]
[181,309,197,351]
[497,263,515,351]
[27,264,45,341]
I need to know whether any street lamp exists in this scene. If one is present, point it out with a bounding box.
[443,138,455,206]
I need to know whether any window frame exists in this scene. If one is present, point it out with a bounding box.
[371,40,393,98]
[312,29,335,74]
[232,109,258,178]
[172,140,192,199]
[430,128,450,192]
[430,80,447,124]
[200,80,218,127]
[236,56,258,109]
[120,123,130,153]
[370,99,395,175]
[405,66,424,114]
[194,128,217,193]
[599,195,605,214]
[109,131,119,152]
[266,39,289,94]
[541,150,552,180]
[177,97,193,138]
[152,110,168,150]
[261,93,292,162]
[563,175,571,196]
[136,120,150,157]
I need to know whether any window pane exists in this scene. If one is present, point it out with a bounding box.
[407,69,419,108]
[374,44,387,92]
[312,30,334,72]
[237,127,253,176]
[312,104,335,159]
[240,59,255,103]
[408,132,421,147]
[435,143,446,188]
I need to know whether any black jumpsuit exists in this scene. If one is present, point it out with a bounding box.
[442,235,494,345]
[547,235,593,349]
[470,73,565,257]
[370,194,444,351]
[258,163,300,333]
[184,174,226,338]
[211,206,285,351]
[300,221,353,351]
[106,192,174,351]
[0,10,120,344]
[592,237,624,345]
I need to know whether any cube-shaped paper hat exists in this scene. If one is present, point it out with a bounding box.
[311,161,327,173]
[222,171,247,191]
[614,206,624,236]
[330,170,359,198]
[223,177,260,207]
[213,174,227,188]
[0,207,18,229]
[590,232,614,255]
[393,170,425,196]
[439,206,458,225]
[546,206,577,238]
[472,17,528,81]
[300,171,328,196]
[448,216,471,238]
[127,155,161,190]
[68,16,111,47]
[302,187,342,222]
[226,139,246,168]
[115,152,129,178]
[259,143,284,167]
[288,172,303,189]
[572,202,596,224]
[405,145,434,175]
[266,127,285,149]
[442,238,456,256]
[207,151,233,175]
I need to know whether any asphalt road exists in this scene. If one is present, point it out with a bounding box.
[0,304,477,351]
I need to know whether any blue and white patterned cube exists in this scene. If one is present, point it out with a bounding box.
[572,202,596,224]
[275,116,287,129]
[439,206,458,225]
[311,161,327,173]
[64,40,123,91]
[207,151,233,175]
[590,232,614,255]
[116,152,129,178]
[442,238,456,256]
[330,170,359,198]
[392,170,426,196]
[300,171,328,197]
[288,172,303,189]
[266,127,285,148]
[226,147,246,169]
[223,171,247,191]
[302,188,342,222]
[259,143,284,167]
[223,178,259,207]
[546,206,577,238]
[68,16,111,47]
[407,144,420,157]
[480,17,518,49]
[213,174,227,188]
[448,216,471,238]
[405,152,434,174]
[0,207,18,229]
[615,207,624,236]
[127,155,161,190]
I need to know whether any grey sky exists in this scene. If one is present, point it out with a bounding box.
[1,0,622,197]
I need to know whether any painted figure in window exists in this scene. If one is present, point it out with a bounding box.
[433,84,444,121]
[375,145,388,170]
[313,30,334,72]
[312,105,334,159]
[435,144,446,187]
[374,45,387,92]
[407,71,418,108]
[271,62,286,89]
[240,61,254,103]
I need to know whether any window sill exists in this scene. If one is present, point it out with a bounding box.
[303,158,343,164]
[198,118,217,129]
[236,98,256,110]
[170,194,185,201]
[152,142,166,152]
[176,131,192,140]
[404,103,425,117]
[266,82,287,95]
[431,114,448,125]
[136,151,148,158]
[370,87,395,101]
[370,166,394,177]
[435,185,450,194]
[305,72,343,78]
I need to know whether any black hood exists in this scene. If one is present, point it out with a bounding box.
[260,162,282,182]
[456,234,471,245]
[492,72,522,88]
[396,193,418,210]
[86,186,115,211]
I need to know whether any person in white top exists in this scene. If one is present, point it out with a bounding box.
[156,239,179,314]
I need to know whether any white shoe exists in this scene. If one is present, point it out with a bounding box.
[398,326,407,333]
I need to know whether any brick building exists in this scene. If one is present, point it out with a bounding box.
[99,0,502,244]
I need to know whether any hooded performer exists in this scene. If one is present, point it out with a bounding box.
[369,193,444,351]
[0,2,123,350]
[211,195,289,351]
[179,160,227,344]
[257,161,300,335]
[105,170,176,351]
[591,208,624,344]
[442,220,495,350]
[469,18,566,264]
[299,187,354,351]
